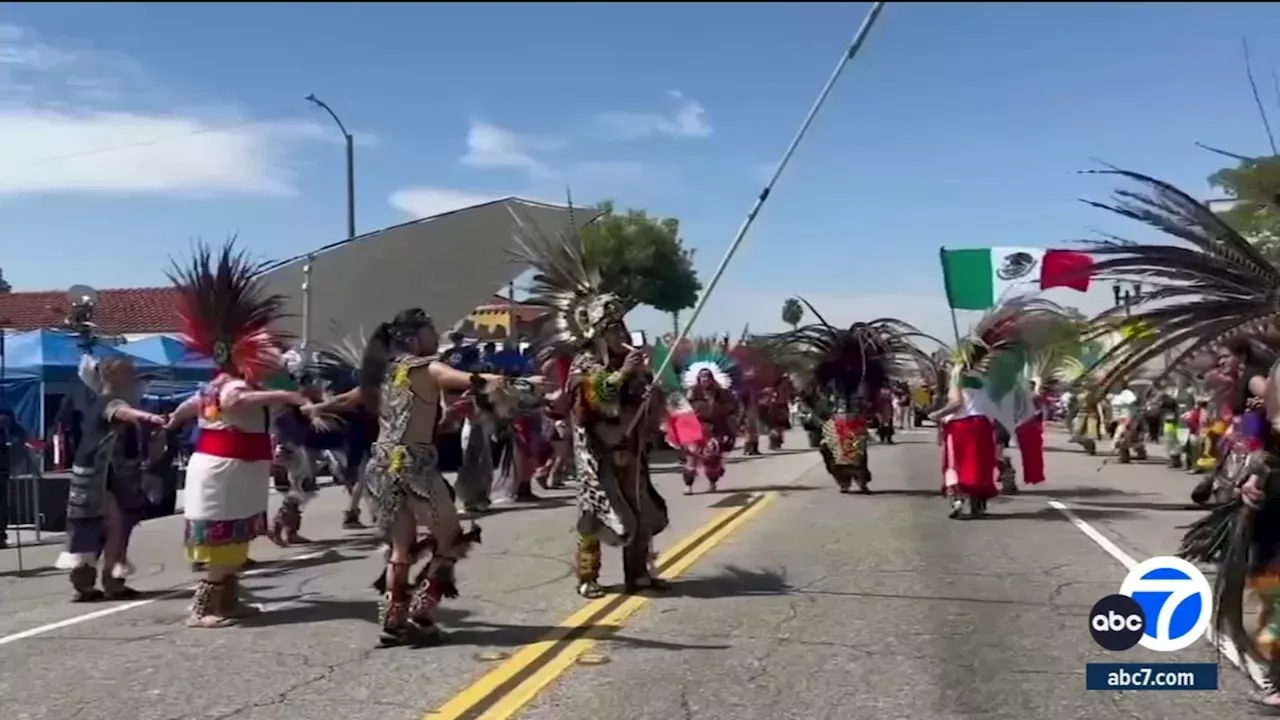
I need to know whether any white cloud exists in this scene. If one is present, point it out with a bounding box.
[0,109,325,197]
[594,90,712,141]
[459,120,561,174]
[390,161,661,220]
[388,187,521,219]
[0,24,335,198]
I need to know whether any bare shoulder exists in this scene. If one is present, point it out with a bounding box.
[403,354,436,370]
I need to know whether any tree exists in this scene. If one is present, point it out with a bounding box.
[1208,155,1280,260]
[579,201,702,325]
[780,297,804,330]
[1202,38,1280,260]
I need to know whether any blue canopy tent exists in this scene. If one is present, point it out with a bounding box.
[0,369,42,439]
[3,329,163,440]
[4,329,160,382]
[119,335,216,383]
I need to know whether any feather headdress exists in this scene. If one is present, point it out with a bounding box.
[309,321,368,394]
[507,197,629,359]
[728,340,783,397]
[952,297,1072,378]
[768,298,936,400]
[166,239,290,383]
[1023,313,1087,390]
[1074,168,1280,390]
[680,337,738,391]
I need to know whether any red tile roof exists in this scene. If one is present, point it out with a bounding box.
[0,288,547,336]
[0,287,182,334]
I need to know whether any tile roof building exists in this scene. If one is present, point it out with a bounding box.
[0,287,181,336]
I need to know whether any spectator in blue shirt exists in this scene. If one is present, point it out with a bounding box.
[441,331,480,371]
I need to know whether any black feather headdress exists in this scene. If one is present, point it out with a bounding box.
[308,321,368,394]
[1076,169,1280,390]
[767,298,938,401]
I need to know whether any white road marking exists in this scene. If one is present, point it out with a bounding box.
[0,548,333,647]
[1047,498,1270,689]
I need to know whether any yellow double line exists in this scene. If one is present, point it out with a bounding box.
[426,491,777,720]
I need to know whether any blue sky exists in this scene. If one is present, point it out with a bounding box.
[3,2,1280,342]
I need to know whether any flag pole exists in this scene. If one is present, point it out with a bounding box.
[644,1,888,391]
[938,246,963,346]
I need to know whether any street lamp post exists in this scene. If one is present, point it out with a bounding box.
[303,93,357,353]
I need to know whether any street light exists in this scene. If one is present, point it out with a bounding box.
[1112,282,1144,315]
[303,93,357,352]
[305,93,356,241]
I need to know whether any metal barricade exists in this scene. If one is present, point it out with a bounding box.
[3,441,44,572]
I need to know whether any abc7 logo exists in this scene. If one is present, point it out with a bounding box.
[1089,595,1146,651]
[1090,556,1214,652]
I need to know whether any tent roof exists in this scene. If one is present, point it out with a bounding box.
[119,335,215,369]
[3,328,159,380]
[257,197,599,350]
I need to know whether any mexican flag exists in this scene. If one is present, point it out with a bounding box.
[650,339,704,447]
[967,346,1033,433]
[941,247,1094,310]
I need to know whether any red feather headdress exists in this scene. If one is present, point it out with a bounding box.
[166,239,291,384]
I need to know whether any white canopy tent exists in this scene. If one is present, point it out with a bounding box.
[257,198,599,350]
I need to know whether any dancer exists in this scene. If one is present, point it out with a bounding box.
[532,350,573,489]
[303,308,528,646]
[163,241,312,628]
[680,362,736,494]
[1013,380,1047,487]
[772,301,933,493]
[56,356,166,601]
[1109,382,1147,462]
[1073,167,1280,707]
[455,402,496,513]
[269,401,321,545]
[508,208,669,599]
[310,335,379,529]
[765,378,793,450]
[874,386,895,444]
[729,344,775,457]
[931,298,1067,518]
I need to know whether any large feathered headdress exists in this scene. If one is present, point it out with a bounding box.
[308,321,368,394]
[507,198,629,359]
[166,239,290,383]
[1075,168,1280,388]
[767,298,936,399]
[953,297,1073,379]
[679,337,738,391]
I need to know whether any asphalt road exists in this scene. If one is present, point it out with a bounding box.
[0,428,1261,720]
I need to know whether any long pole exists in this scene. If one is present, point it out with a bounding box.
[304,93,357,354]
[0,323,15,569]
[645,1,887,389]
[345,134,356,241]
[508,280,518,347]
[937,246,963,346]
[301,255,314,352]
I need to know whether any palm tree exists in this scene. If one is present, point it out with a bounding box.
[781,297,804,330]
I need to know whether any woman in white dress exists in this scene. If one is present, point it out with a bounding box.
[164,241,309,628]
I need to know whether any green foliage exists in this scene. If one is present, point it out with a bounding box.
[780,297,804,329]
[1208,155,1280,259]
[580,200,702,315]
